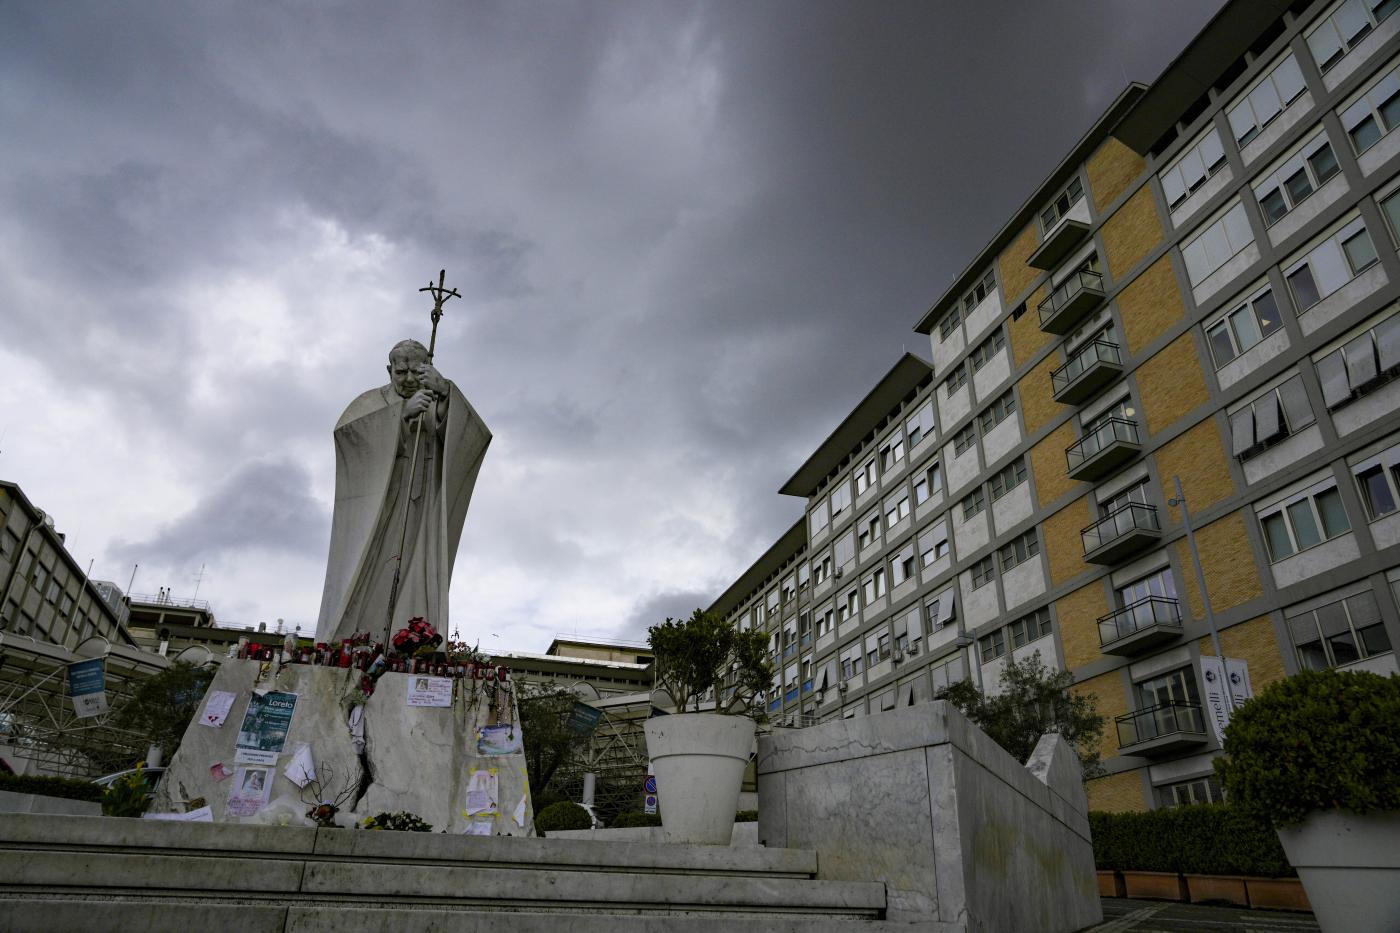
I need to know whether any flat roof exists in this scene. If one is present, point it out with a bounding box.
[706,517,807,621]
[1114,0,1295,155]
[912,84,1147,335]
[778,353,933,498]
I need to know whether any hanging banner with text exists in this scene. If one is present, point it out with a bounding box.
[1199,656,1253,745]
[67,658,108,719]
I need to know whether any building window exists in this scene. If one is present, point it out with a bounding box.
[961,268,997,318]
[879,433,905,472]
[1287,588,1392,669]
[1253,130,1341,226]
[929,652,968,694]
[938,306,961,340]
[1228,51,1307,146]
[960,487,987,521]
[1204,285,1283,367]
[913,460,943,504]
[1008,607,1053,648]
[1161,126,1228,210]
[952,425,978,458]
[977,389,1017,435]
[918,523,950,568]
[840,642,863,678]
[1136,666,1200,709]
[890,540,917,586]
[854,458,877,495]
[1310,0,1400,74]
[997,529,1040,572]
[1156,776,1224,808]
[1182,201,1255,286]
[970,555,996,589]
[988,457,1028,501]
[1340,60,1400,154]
[858,510,882,550]
[1117,567,1177,607]
[862,567,887,605]
[813,553,833,584]
[969,327,1006,372]
[833,530,856,567]
[767,588,780,613]
[883,490,910,528]
[816,608,834,638]
[906,400,935,449]
[1041,175,1085,231]
[1258,481,1352,561]
[1353,441,1400,519]
[1228,374,1316,459]
[978,628,1006,662]
[1379,186,1400,240]
[809,496,829,536]
[944,362,969,395]
[830,480,852,518]
[1285,216,1379,311]
[837,588,859,624]
[1315,310,1400,409]
[1101,478,1151,518]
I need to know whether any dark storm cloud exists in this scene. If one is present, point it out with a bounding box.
[618,589,716,642]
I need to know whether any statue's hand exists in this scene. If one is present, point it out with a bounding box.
[414,363,450,397]
[403,389,434,421]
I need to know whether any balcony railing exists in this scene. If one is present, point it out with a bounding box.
[1028,217,1091,271]
[1116,701,1208,755]
[1051,338,1123,405]
[1082,501,1161,564]
[1098,596,1183,654]
[1066,418,1142,481]
[1038,270,1105,334]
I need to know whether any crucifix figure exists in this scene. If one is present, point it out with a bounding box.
[313,271,492,645]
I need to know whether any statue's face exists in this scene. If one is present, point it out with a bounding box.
[387,349,427,398]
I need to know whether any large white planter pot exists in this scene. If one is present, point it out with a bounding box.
[1276,810,1400,932]
[644,713,755,845]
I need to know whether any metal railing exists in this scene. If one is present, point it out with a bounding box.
[1116,701,1206,748]
[127,593,212,612]
[1082,501,1160,555]
[1051,338,1121,396]
[1067,418,1140,471]
[1098,596,1182,646]
[1037,269,1105,325]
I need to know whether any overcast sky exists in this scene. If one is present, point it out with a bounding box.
[0,1,1224,652]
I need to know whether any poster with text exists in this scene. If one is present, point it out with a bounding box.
[476,723,522,756]
[406,676,453,708]
[1200,656,1253,744]
[67,658,107,719]
[234,691,298,765]
[226,766,272,817]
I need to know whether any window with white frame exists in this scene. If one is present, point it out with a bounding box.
[978,627,1006,662]
[837,587,859,624]
[879,433,905,472]
[918,522,950,567]
[997,529,1040,572]
[1339,57,1400,154]
[1182,201,1255,286]
[906,400,936,449]
[1352,439,1400,520]
[1228,373,1316,459]
[894,605,920,653]
[1287,587,1392,670]
[1204,283,1284,368]
[809,496,829,536]
[944,362,969,396]
[1160,126,1228,210]
[970,555,996,589]
[977,389,1017,435]
[928,652,968,694]
[961,268,997,317]
[1308,0,1400,74]
[1041,175,1085,231]
[1227,52,1307,146]
[839,641,863,678]
[1156,776,1224,808]
[969,327,1006,372]
[1378,183,1400,241]
[862,567,887,606]
[1258,478,1352,561]
[1285,214,1379,311]
[830,480,852,518]
[913,460,944,504]
[815,606,834,638]
[854,457,877,495]
[937,306,961,340]
[924,587,957,631]
[813,551,833,584]
[833,529,856,567]
[1101,478,1151,518]
[857,509,881,550]
[890,539,917,586]
[988,457,1028,501]
[767,588,780,613]
[1117,567,1177,607]
[883,489,910,528]
[1007,607,1053,648]
[1254,129,1342,226]
[1315,308,1400,408]
[1136,666,1201,709]
[960,487,987,521]
[952,424,978,457]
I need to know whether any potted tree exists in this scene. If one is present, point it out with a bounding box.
[645,609,771,845]
[1214,668,1400,932]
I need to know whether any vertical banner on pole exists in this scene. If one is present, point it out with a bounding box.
[1200,656,1253,744]
[68,658,108,718]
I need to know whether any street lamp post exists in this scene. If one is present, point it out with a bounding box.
[1168,476,1236,713]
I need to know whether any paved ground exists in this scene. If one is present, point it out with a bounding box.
[1084,898,1319,932]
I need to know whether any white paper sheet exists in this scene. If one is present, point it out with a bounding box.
[406,676,453,707]
[512,793,528,828]
[199,691,236,728]
[465,768,498,815]
[283,743,316,789]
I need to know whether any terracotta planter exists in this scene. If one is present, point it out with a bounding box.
[1276,810,1398,931]
[1183,874,1248,907]
[1243,877,1311,912]
[1121,870,1187,901]
[1096,870,1125,898]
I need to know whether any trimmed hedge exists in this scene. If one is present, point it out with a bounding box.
[611,810,663,828]
[0,771,105,803]
[534,801,593,833]
[1090,805,1292,878]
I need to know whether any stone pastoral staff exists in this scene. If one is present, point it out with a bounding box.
[314,339,491,644]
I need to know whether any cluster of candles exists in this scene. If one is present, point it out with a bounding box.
[230,633,510,681]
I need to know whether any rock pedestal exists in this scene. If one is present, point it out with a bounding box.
[152,659,533,835]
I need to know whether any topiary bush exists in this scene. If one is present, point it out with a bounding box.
[534,800,593,833]
[610,810,663,828]
[1214,668,1400,829]
[0,772,105,803]
[1089,805,1292,877]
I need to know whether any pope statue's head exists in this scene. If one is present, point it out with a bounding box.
[387,339,430,399]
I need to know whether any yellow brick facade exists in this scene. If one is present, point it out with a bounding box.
[1174,510,1263,619]
[1117,256,1185,356]
[1100,185,1162,282]
[1057,581,1109,669]
[1073,669,1128,760]
[1044,496,1092,587]
[1018,352,1065,436]
[1154,418,1235,512]
[1135,333,1211,436]
[998,222,1041,306]
[1086,769,1147,812]
[1030,421,1078,508]
[1009,284,1052,368]
[1087,138,1146,215]
[1200,616,1288,691]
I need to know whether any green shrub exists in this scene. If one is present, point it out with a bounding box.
[0,771,105,803]
[1089,806,1292,877]
[361,811,433,832]
[610,810,663,828]
[534,801,592,833]
[734,809,758,822]
[101,770,152,818]
[1214,668,1400,829]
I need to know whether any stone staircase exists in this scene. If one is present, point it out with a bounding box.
[0,814,962,932]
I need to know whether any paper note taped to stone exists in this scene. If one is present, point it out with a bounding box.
[234,691,298,765]
[226,766,271,817]
[406,676,452,708]
[200,691,236,728]
[476,723,522,756]
[465,768,498,815]
[283,743,316,789]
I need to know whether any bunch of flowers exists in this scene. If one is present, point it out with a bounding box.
[361,810,433,832]
[391,617,442,655]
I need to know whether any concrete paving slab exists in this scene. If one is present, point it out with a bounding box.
[0,898,289,933]
[0,850,305,894]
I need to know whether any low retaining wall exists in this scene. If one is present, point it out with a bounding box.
[550,822,759,846]
[0,790,100,817]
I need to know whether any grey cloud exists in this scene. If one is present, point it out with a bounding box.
[617,589,717,642]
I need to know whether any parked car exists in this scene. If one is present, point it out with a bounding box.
[91,767,166,790]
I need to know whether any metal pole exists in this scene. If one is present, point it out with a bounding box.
[1169,476,1236,713]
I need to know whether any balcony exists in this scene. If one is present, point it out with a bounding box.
[1066,418,1142,482]
[1082,502,1161,565]
[1116,701,1208,756]
[1027,218,1091,271]
[1051,338,1123,405]
[1098,596,1183,656]
[1038,270,1106,334]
